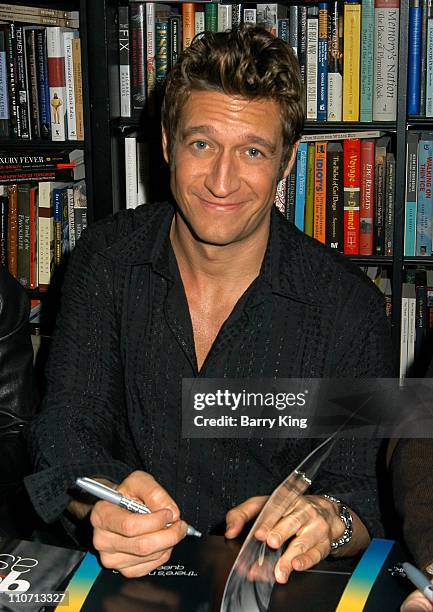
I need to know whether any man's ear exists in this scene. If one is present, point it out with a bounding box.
[281,141,300,179]
[161,126,169,164]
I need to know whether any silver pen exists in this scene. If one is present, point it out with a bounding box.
[402,562,433,603]
[76,477,202,538]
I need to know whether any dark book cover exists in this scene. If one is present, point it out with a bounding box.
[169,16,181,71]
[130,4,146,111]
[0,29,9,137]
[118,5,131,119]
[326,142,344,251]
[25,28,41,139]
[35,28,51,138]
[0,24,17,137]
[373,137,390,256]
[384,152,395,256]
[0,190,8,266]
[297,5,308,106]
[16,183,30,286]
[13,24,31,139]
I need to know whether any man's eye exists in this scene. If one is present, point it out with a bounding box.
[247,148,263,158]
[192,141,208,150]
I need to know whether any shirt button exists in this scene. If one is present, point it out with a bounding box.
[185,475,194,484]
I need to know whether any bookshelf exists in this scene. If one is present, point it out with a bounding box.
[3,0,432,377]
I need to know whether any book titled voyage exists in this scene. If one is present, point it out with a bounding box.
[343,138,361,254]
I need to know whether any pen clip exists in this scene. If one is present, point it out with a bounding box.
[78,477,119,495]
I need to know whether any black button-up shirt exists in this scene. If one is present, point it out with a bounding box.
[25,202,392,540]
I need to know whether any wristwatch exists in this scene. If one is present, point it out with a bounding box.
[322,494,353,551]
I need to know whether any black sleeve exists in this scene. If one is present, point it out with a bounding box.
[311,280,393,538]
[24,222,137,525]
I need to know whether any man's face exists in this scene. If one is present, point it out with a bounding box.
[163,90,297,247]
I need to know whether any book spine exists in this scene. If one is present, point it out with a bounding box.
[408,1,422,116]
[0,192,7,266]
[231,5,241,29]
[404,132,419,255]
[306,8,318,120]
[46,27,66,141]
[17,184,30,287]
[420,0,429,114]
[15,25,30,139]
[407,287,417,373]
[298,6,308,107]
[26,29,41,139]
[343,138,361,254]
[318,3,328,121]
[205,4,218,32]
[0,4,73,19]
[374,139,388,255]
[294,142,308,231]
[183,3,196,47]
[305,143,315,236]
[35,29,51,139]
[360,0,375,121]
[130,5,146,111]
[384,152,395,256]
[66,186,75,250]
[427,14,433,116]
[257,4,287,37]
[169,16,181,70]
[7,184,17,277]
[289,6,298,55]
[277,18,289,43]
[416,137,433,255]
[373,0,400,121]
[63,31,77,140]
[3,25,17,138]
[146,3,156,114]
[0,11,77,28]
[71,37,83,140]
[118,6,131,118]
[73,180,86,242]
[415,284,427,367]
[314,142,327,243]
[274,177,286,215]
[0,169,73,183]
[37,181,53,289]
[0,30,9,137]
[217,5,232,32]
[327,1,343,121]
[326,143,344,250]
[52,187,62,265]
[400,292,409,380]
[156,21,169,89]
[28,185,36,288]
[342,2,361,121]
[359,140,375,255]
[243,7,257,24]
[125,136,138,209]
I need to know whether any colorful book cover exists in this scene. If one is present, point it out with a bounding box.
[343,2,361,121]
[155,21,169,87]
[343,138,361,254]
[419,0,429,114]
[314,141,327,243]
[306,7,319,120]
[305,142,315,236]
[146,3,156,114]
[326,142,344,250]
[373,0,400,121]
[183,3,195,48]
[204,3,217,31]
[7,184,17,277]
[416,135,433,256]
[360,0,375,121]
[427,10,433,117]
[404,132,420,255]
[295,142,308,231]
[327,1,343,121]
[318,3,328,121]
[408,0,421,115]
[360,140,375,255]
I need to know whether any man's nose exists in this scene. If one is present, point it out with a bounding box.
[204,150,241,198]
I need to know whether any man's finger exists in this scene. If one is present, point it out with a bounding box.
[401,590,433,612]
[91,501,173,537]
[225,496,268,538]
[93,520,188,557]
[119,471,180,520]
[290,540,330,573]
[260,504,312,548]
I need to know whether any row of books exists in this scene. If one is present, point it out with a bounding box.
[408,0,433,117]
[400,269,433,379]
[404,132,433,257]
[274,131,394,256]
[0,15,83,140]
[0,179,87,291]
[118,1,399,122]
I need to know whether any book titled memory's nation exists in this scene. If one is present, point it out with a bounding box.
[373,0,400,121]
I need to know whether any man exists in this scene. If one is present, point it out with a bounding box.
[25,26,392,582]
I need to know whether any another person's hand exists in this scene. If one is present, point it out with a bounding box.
[401,587,433,611]
[225,493,369,583]
[90,471,188,577]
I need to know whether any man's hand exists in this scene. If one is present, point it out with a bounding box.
[89,471,188,577]
[225,494,370,583]
[401,588,433,611]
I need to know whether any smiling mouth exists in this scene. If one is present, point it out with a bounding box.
[198,197,246,210]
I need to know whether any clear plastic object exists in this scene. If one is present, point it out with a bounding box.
[220,434,337,612]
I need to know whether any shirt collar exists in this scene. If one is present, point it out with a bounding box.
[103,202,325,307]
